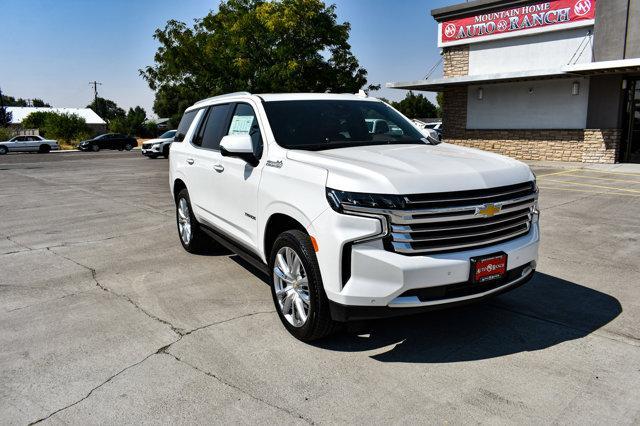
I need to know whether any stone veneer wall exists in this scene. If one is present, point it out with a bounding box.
[442,45,469,77]
[440,48,621,163]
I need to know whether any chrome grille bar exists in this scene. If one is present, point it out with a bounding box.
[342,181,537,255]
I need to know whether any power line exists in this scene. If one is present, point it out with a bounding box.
[89,81,102,105]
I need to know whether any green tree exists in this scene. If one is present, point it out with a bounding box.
[3,95,50,107]
[436,92,444,118]
[0,105,12,127]
[141,0,371,120]
[109,106,147,136]
[87,97,126,121]
[31,99,50,107]
[390,91,437,119]
[22,111,91,144]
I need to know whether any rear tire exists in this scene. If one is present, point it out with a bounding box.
[124,143,134,151]
[0,145,7,155]
[163,146,170,159]
[269,230,338,342]
[38,145,51,153]
[176,188,207,254]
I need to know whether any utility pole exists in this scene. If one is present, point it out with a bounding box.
[89,80,103,116]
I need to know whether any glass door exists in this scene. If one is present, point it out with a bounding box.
[623,80,640,163]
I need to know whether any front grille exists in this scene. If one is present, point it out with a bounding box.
[344,181,537,255]
[388,181,537,254]
[142,143,152,149]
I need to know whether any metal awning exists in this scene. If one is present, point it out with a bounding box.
[387,58,640,92]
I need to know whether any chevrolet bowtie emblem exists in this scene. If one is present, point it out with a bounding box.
[476,203,502,217]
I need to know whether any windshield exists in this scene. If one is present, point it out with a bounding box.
[263,100,425,151]
[159,130,176,139]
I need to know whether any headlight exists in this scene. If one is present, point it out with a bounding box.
[326,188,405,212]
[152,143,161,150]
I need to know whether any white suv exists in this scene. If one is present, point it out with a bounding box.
[169,92,539,341]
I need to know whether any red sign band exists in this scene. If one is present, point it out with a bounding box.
[440,0,596,45]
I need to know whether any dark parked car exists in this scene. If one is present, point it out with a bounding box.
[78,134,137,152]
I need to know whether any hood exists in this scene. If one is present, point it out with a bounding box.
[145,137,172,144]
[286,143,534,194]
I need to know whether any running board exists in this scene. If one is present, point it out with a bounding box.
[200,225,270,276]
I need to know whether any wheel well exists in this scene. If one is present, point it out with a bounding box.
[264,214,307,257]
[173,179,187,204]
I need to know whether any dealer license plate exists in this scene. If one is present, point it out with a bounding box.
[470,253,507,283]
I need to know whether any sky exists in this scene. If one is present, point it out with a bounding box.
[0,0,457,118]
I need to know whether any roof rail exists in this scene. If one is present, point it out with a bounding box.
[193,91,252,106]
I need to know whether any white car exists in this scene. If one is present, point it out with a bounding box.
[0,135,59,155]
[169,92,539,341]
[141,130,177,159]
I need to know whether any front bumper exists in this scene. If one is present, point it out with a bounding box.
[309,208,539,319]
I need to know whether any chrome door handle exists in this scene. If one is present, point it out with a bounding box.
[213,164,225,173]
[187,158,194,165]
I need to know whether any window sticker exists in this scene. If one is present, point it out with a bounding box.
[229,115,255,135]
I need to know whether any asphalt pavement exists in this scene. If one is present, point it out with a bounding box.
[1,151,639,424]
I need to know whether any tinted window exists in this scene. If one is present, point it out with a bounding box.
[196,104,231,150]
[159,130,176,139]
[226,103,262,158]
[175,110,197,142]
[263,100,424,151]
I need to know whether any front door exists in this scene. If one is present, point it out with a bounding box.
[622,79,640,163]
[212,102,264,250]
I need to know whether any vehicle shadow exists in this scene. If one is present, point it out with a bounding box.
[314,273,622,363]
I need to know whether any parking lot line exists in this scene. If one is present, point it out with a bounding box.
[536,169,580,177]
[540,178,640,194]
[553,173,640,185]
[538,185,640,197]
[569,169,640,177]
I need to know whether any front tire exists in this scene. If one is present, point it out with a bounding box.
[0,145,7,155]
[124,143,134,151]
[176,188,207,253]
[91,144,100,152]
[269,230,337,342]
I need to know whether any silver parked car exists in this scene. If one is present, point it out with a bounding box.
[0,135,59,155]
[141,129,176,159]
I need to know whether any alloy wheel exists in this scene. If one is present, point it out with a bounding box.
[273,247,310,327]
[177,198,192,245]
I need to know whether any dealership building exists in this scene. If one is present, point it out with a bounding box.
[388,0,640,163]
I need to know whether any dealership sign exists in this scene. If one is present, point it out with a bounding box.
[439,0,596,46]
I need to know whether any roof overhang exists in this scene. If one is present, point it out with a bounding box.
[387,59,640,92]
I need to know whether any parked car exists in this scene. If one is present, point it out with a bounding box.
[141,130,177,159]
[170,92,539,341]
[78,133,137,152]
[0,135,59,155]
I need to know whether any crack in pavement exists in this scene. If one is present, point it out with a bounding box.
[27,311,279,425]
[45,247,186,336]
[161,352,314,425]
[24,247,285,424]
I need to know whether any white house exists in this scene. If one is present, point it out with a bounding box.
[7,107,107,134]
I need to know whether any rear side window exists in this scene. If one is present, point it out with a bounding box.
[195,104,231,150]
[174,110,197,142]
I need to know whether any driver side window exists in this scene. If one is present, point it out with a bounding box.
[226,103,263,159]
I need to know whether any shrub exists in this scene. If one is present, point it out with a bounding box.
[22,111,91,144]
[0,127,13,141]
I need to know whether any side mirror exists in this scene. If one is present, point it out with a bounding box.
[420,128,441,145]
[220,134,259,166]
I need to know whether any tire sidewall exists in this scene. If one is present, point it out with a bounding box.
[0,146,7,155]
[176,189,200,253]
[269,231,324,340]
[124,143,133,151]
